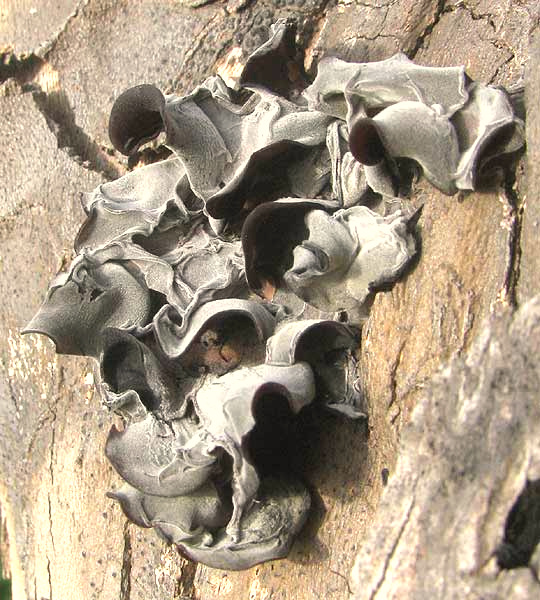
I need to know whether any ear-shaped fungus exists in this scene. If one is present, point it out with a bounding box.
[77,242,188,317]
[453,82,525,189]
[109,84,166,155]
[99,328,180,419]
[266,319,364,417]
[343,53,468,116]
[153,298,276,360]
[108,480,231,546]
[105,413,217,497]
[304,53,467,119]
[148,78,332,219]
[241,198,339,298]
[193,361,316,543]
[25,17,527,573]
[175,476,310,571]
[203,141,313,221]
[22,255,154,357]
[283,207,417,312]
[348,118,387,167]
[305,52,523,195]
[243,200,416,313]
[349,103,460,195]
[75,157,191,251]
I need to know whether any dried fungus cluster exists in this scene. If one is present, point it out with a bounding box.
[24,19,523,570]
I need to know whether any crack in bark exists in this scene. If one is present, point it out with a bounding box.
[38,0,91,60]
[343,31,400,43]
[174,558,198,599]
[6,379,20,414]
[488,53,517,85]
[24,408,56,463]
[0,50,43,86]
[388,339,406,427]
[445,3,519,85]
[32,88,125,181]
[340,5,394,43]
[407,0,446,59]
[0,0,89,65]
[1,48,124,181]
[45,364,63,566]
[457,290,475,356]
[329,567,352,595]
[445,1,497,31]
[0,505,11,581]
[368,485,417,600]
[47,405,57,556]
[46,556,53,600]
[303,0,336,40]
[120,522,132,600]
[170,11,226,94]
[499,169,524,308]
[352,0,399,8]
[301,0,335,74]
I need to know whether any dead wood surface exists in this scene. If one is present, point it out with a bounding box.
[1,1,539,599]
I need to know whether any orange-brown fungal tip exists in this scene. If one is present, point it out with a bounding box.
[348,117,387,166]
[261,278,276,301]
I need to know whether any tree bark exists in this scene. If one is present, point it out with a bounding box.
[1,1,538,599]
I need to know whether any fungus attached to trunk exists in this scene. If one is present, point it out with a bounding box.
[24,18,524,571]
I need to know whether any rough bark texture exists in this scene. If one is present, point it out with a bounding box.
[1,1,539,599]
[352,296,540,600]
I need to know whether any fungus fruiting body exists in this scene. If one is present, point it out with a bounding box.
[24,18,523,570]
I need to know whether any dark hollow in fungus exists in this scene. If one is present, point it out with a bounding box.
[241,200,333,295]
[348,117,387,166]
[244,388,300,479]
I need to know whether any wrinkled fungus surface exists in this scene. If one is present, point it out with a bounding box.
[25,18,523,570]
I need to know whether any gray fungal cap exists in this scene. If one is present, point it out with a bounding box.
[24,18,523,570]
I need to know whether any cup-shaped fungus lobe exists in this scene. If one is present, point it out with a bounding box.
[109,84,166,155]
[23,258,153,357]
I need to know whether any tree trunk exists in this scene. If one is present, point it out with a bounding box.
[1,1,539,599]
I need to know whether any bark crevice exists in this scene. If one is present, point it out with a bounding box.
[32,87,125,181]
[120,522,132,600]
[407,0,446,58]
[499,165,525,308]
